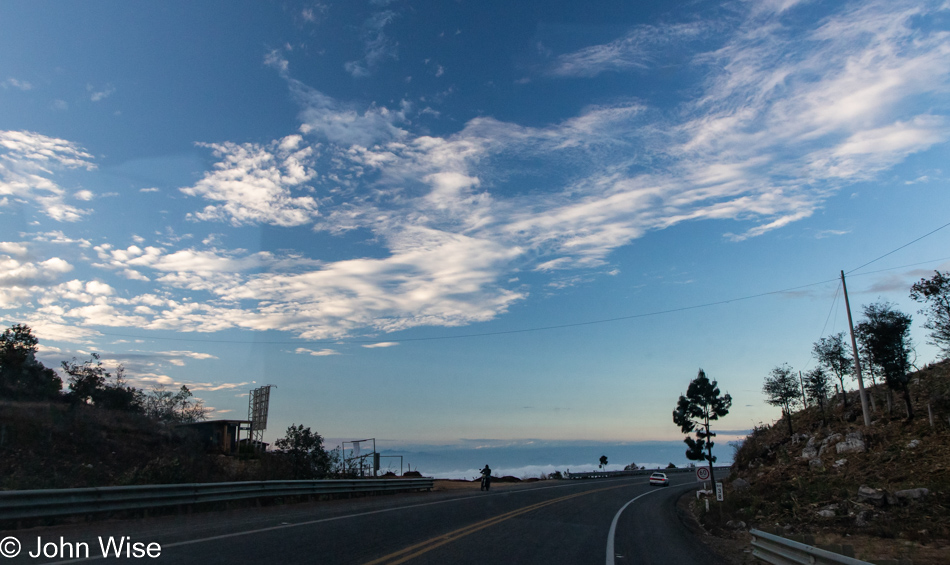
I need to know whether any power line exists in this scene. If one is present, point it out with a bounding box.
[846,220,950,275]
[798,282,840,373]
[94,277,840,345]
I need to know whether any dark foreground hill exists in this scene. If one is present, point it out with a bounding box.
[0,401,296,490]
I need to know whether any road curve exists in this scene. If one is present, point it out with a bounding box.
[13,476,728,565]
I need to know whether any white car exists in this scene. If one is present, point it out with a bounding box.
[649,472,670,487]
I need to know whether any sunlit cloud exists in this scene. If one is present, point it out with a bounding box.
[0,130,95,221]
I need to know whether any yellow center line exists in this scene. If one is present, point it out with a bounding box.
[362,483,631,565]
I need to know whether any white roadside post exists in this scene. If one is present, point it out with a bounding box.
[716,481,724,502]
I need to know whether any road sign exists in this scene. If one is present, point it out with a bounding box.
[716,481,724,501]
[695,466,710,482]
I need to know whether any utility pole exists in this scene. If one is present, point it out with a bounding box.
[841,270,871,427]
[798,371,808,408]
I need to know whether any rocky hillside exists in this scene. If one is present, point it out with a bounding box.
[702,360,950,564]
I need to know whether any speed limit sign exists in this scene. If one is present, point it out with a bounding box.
[696,466,710,482]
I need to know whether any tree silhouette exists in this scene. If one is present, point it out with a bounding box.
[812,333,853,407]
[62,353,141,412]
[0,324,62,401]
[599,455,608,469]
[763,363,802,436]
[803,366,831,424]
[856,302,914,419]
[275,424,333,479]
[910,270,950,358]
[672,369,732,485]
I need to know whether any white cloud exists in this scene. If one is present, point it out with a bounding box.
[180,136,319,226]
[344,9,399,78]
[362,342,398,348]
[549,22,708,78]
[0,130,95,221]
[87,83,115,102]
[2,78,33,91]
[0,255,73,287]
[295,347,340,356]
[0,242,28,256]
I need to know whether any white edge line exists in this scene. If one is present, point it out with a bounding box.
[605,484,678,565]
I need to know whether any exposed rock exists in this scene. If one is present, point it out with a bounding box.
[819,433,842,456]
[895,488,929,501]
[822,433,842,444]
[732,478,751,491]
[857,485,886,506]
[726,520,747,530]
[836,436,865,454]
[801,445,818,459]
[808,458,824,470]
[833,458,847,468]
[906,439,921,449]
[817,509,836,518]
[855,510,872,527]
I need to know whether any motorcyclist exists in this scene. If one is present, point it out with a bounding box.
[480,464,492,491]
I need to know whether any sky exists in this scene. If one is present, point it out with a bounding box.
[2,0,950,475]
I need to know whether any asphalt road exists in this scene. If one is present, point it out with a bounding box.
[5,476,729,565]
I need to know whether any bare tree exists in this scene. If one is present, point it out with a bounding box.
[143,384,209,423]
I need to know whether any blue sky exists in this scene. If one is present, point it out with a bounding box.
[2,0,950,471]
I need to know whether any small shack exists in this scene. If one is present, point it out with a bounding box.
[180,419,249,455]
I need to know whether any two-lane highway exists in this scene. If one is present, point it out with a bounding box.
[14,476,728,564]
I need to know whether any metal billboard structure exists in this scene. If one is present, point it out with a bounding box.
[247,385,275,449]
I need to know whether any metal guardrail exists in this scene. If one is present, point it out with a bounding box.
[0,478,434,521]
[568,466,731,479]
[751,529,873,565]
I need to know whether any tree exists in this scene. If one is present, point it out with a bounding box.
[599,455,608,469]
[812,333,853,407]
[62,353,141,412]
[274,424,333,479]
[672,369,732,485]
[910,270,950,358]
[803,366,831,423]
[143,385,209,423]
[0,324,62,401]
[763,363,802,436]
[856,302,914,419]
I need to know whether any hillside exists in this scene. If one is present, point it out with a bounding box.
[0,401,221,489]
[696,360,950,564]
